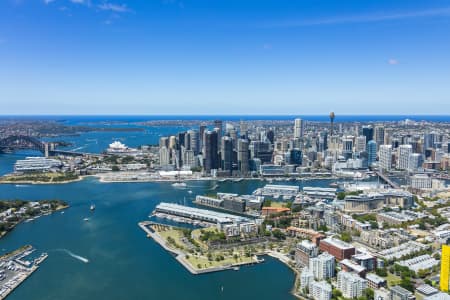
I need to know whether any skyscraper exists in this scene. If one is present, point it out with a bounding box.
[187,129,199,155]
[237,139,249,175]
[397,144,412,170]
[294,118,305,139]
[214,120,223,142]
[199,123,207,154]
[367,140,377,166]
[240,120,248,139]
[203,130,219,173]
[355,136,367,153]
[362,126,374,143]
[379,145,392,171]
[440,245,450,292]
[266,129,275,145]
[374,126,385,150]
[342,136,354,160]
[221,136,233,175]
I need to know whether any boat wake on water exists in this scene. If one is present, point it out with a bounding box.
[53,249,90,263]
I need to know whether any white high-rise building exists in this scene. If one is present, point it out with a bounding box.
[300,267,314,291]
[310,252,335,280]
[159,146,170,166]
[310,280,332,300]
[355,136,367,153]
[379,145,392,171]
[375,126,385,150]
[182,149,196,169]
[294,118,305,139]
[397,144,413,170]
[337,271,367,299]
[342,136,354,158]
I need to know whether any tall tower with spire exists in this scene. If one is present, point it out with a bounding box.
[329,112,335,135]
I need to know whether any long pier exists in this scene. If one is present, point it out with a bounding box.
[375,171,400,189]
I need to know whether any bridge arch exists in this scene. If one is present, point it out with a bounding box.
[0,135,46,154]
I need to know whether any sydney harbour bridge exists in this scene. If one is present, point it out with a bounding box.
[0,135,85,157]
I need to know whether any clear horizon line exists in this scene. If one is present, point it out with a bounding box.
[0,113,449,116]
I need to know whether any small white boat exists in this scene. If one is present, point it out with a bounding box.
[172,182,187,188]
[90,204,96,211]
[187,190,193,194]
[83,218,89,222]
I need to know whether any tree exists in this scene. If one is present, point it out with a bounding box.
[111,165,120,172]
[272,229,286,240]
[318,224,329,232]
[375,268,387,277]
[400,277,414,292]
[337,192,346,200]
[363,288,374,300]
[417,269,429,278]
[340,231,352,242]
[332,289,342,300]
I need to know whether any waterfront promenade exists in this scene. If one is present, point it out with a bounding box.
[138,221,263,275]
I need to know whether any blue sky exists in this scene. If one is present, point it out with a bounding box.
[1,0,450,115]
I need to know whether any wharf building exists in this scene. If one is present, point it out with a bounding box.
[302,187,337,200]
[154,202,249,227]
[194,193,247,213]
[319,237,355,261]
[253,184,300,199]
[14,157,62,173]
[337,271,367,299]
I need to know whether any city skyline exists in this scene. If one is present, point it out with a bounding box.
[1,0,450,114]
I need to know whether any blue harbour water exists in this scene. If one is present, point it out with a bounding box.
[0,115,440,299]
